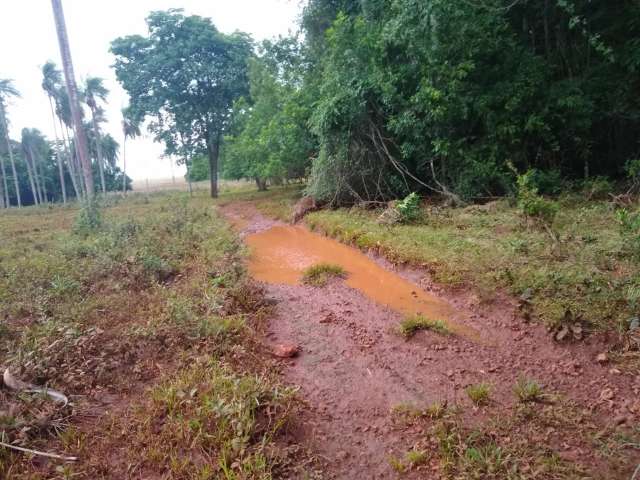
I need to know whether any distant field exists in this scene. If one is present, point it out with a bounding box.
[131,177,253,192]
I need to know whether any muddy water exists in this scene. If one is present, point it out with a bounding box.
[246,224,479,339]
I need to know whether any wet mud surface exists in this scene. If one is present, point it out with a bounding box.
[220,201,640,479]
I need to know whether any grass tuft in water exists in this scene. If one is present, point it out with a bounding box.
[301,262,347,287]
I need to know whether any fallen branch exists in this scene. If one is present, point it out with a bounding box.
[3,368,69,407]
[0,441,77,462]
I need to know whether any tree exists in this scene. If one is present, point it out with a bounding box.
[111,9,253,198]
[121,107,141,195]
[41,61,67,203]
[83,76,109,194]
[51,0,94,197]
[0,79,22,208]
[21,129,44,205]
[223,39,316,190]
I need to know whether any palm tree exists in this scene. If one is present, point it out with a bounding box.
[0,79,22,207]
[21,129,42,205]
[51,0,94,197]
[41,61,67,203]
[84,76,109,194]
[55,88,82,198]
[121,107,140,195]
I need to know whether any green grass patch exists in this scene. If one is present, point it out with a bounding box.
[301,262,347,287]
[304,196,638,334]
[465,383,491,406]
[513,377,544,403]
[398,314,450,338]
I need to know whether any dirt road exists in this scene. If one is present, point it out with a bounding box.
[221,200,640,479]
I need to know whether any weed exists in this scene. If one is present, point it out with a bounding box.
[424,401,448,419]
[465,383,491,406]
[398,314,450,338]
[301,262,346,287]
[73,199,102,235]
[405,449,428,467]
[396,192,422,223]
[513,377,544,403]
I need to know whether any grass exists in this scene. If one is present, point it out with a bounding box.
[398,314,451,338]
[465,383,492,406]
[514,377,544,403]
[304,195,639,334]
[0,190,302,479]
[301,262,347,287]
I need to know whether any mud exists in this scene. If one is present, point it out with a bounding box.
[220,201,640,479]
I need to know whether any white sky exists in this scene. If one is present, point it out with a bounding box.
[1,0,303,180]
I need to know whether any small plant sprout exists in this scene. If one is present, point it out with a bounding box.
[404,448,428,467]
[466,383,491,406]
[398,314,450,338]
[301,263,347,287]
[514,377,544,403]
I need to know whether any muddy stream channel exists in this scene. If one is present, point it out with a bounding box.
[245,224,479,340]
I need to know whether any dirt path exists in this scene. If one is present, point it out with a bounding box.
[221,201,640,479]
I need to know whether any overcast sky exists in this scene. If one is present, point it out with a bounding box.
[1,0,303,180]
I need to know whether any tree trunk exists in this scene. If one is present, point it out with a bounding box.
[122,135,127,195]
[51,0,94,197]
[34,147,48,203]
[0,152,8,208]
[206,131,220,198]
[185,157,193,197]
[91,108,106,194]
[255,177,268,191]
[59,120,80,199]
[48,96,67,203]
[25,147,40,205]
[207,132,220,198]
[0,104,21,207]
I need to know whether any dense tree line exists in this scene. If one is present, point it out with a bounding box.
[0,68,131,208]
[218,0,640,204]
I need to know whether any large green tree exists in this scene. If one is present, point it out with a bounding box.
[111,9,253,198]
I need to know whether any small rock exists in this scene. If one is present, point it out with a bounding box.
[609,368,622,375]
[273,344,300,358]
[599,388,615,401]
[596,353,608,364]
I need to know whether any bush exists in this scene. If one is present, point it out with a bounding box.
[516,170,558,226]
[617,208,640,257]
[396,192,421,223]
[74,199,102,235]
[582,176,613,200]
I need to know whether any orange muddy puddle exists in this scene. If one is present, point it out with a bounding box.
[246,225,479,340]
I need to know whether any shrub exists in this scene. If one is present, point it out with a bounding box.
[516,170,558,226]
[617,208,640,257]
[582,176,613,200]
[396,192,422,223]
[74,199,102,234]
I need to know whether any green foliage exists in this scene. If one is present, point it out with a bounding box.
[186,154,209,182]
[73,199,102,234]
[396,192,421,223]
[111,10,253,195]
[223,39,315,189]
[582,176,613,200]
[617,208,640,257]
[516,170,559,226]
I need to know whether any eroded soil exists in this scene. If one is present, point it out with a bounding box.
[221,200,640,479]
